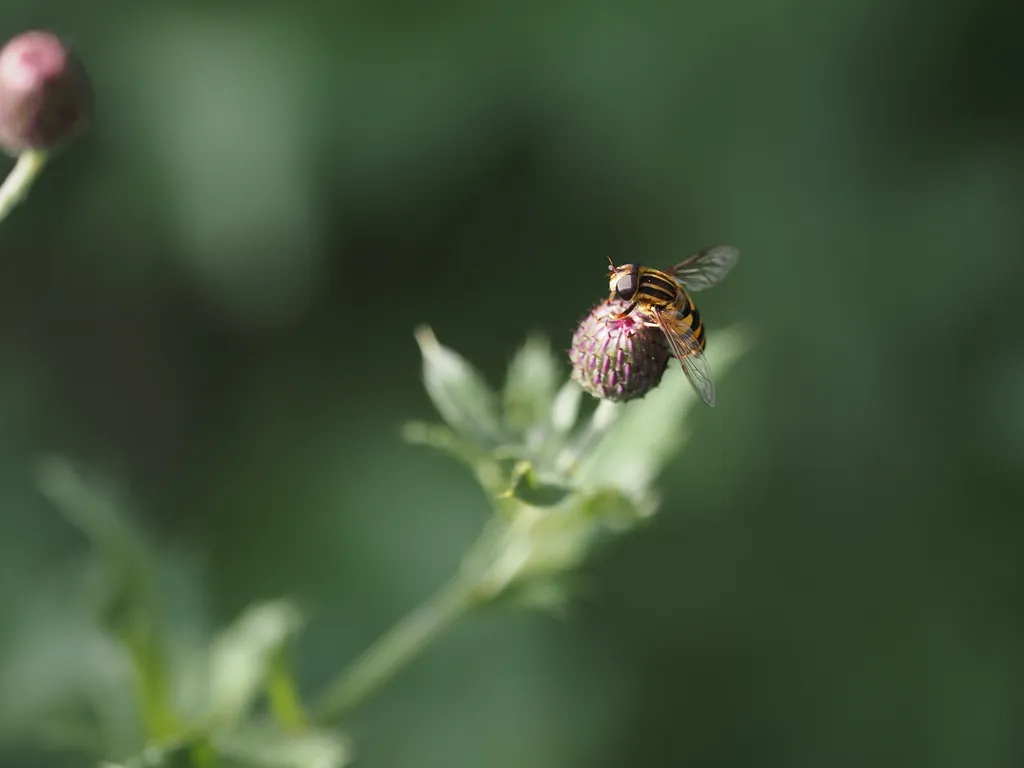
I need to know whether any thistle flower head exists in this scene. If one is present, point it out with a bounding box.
[569,298,670,402]
[0,30,91,154]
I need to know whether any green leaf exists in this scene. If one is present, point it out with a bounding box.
[402,420,507,497]
[34,457,155,597]
[204,600,305,726]
[0,581,140,755]
[572,325,752,498]
[213,723,352,768]
[414,326,506,448]
[549,380,583,438]
[473,484,648,600]
[401,420,484,470]
[577,486,658,531]
[499,461,574,508]
[34,457,218,743]
[499,576,575,618]
[551,399,622,479]
[99,737,199,768]
[33,458,187,741]
[503,334,560,434]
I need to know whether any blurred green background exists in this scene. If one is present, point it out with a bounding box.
[1,0,1023,765]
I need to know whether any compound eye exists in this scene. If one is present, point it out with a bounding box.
[615,273,637,300]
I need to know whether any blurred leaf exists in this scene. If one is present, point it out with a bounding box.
[0,574,140,754]
[213,723,352,768]
[414,326,506,449]
[571,325,752,498]
[205,600,305,726]
[401,420,484,471]
[506,487,648,591]
[499,577,575,618]
[474,484,648,599]
[153,549,216,723]
[500,461,574,508]
[32,457,218,743]
[577,486,657,531]
[402,420,506,497]
[503,334,560,434]
[33,457,154,593]
[100,737,199,768]
[551,399,622,479]
[549,379,583,438]
[32,458,185,742]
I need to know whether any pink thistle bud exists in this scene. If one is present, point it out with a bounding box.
[0,30,90,154]
[569,298,671,402]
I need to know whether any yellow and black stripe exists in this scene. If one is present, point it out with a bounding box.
[635,268,679,309]
[673,287,707,352]
[636,267,706,352]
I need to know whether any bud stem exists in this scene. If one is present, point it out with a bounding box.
[266,644,310,732]
[312,574,481,724]
[0,148,46,223]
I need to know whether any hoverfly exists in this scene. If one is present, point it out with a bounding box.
[607,245,739,407]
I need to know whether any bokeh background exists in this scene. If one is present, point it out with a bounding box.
[1,0,1023,766]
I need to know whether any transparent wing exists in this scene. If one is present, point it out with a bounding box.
[670,245,739,291]
[652,307,716,407]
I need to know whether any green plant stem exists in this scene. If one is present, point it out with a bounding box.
[312,575,481,724]
[0,149,47,223]
[267,645,309,731]
[122,624,180,742]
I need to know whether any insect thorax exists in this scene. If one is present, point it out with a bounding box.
[636,268,682,309]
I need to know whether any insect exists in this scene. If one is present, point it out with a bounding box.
[606,245,739,407]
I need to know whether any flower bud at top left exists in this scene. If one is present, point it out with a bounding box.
[0,30,91,154]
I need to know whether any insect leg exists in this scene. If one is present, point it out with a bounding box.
[612,301,638,320]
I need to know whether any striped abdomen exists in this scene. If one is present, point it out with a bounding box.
[637,268,707,351]
[676,290,707,351]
